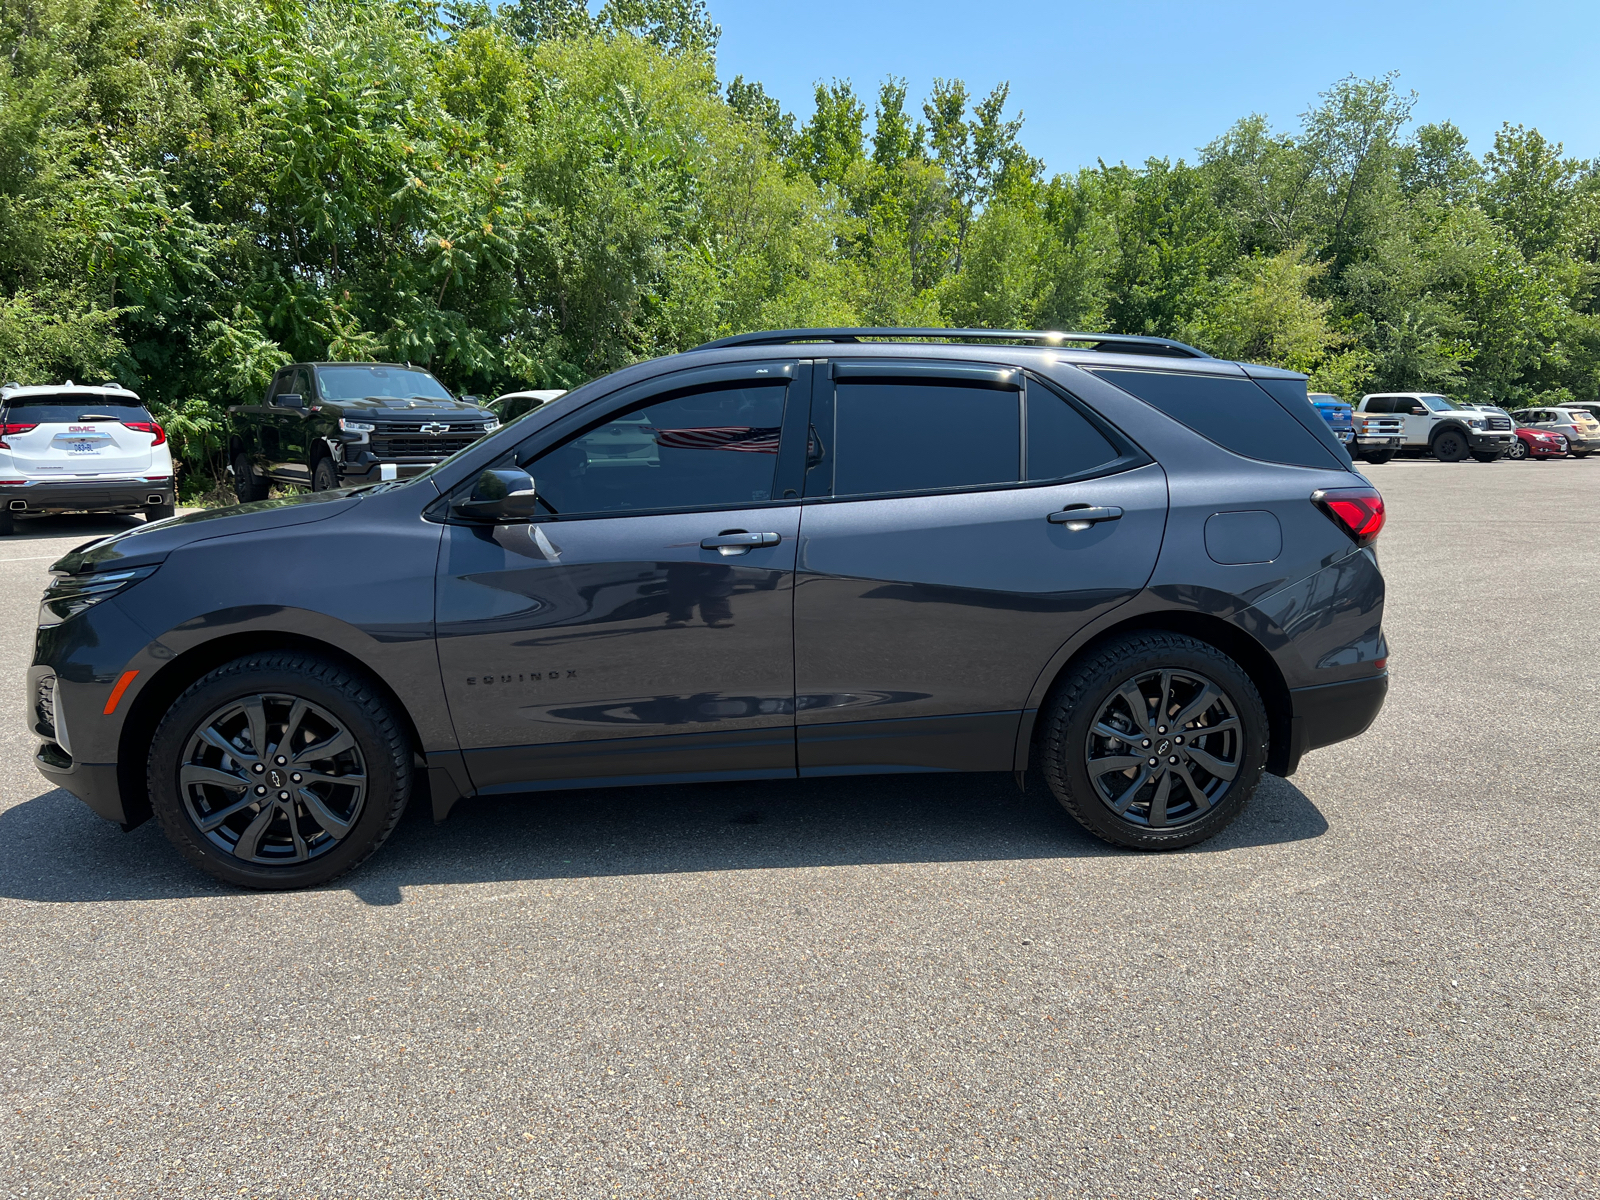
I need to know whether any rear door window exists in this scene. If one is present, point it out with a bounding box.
[1026,386,1120,481]
[1092,369,1343,469]
[830,381,1019,497]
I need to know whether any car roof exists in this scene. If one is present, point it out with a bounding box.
[0,380,142,401]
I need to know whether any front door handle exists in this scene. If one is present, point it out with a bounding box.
[701,530,781,556]
[1048,505,1124,530]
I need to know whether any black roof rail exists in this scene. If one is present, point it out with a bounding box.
[693,327,1210,359]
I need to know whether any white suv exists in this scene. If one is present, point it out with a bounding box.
[0,381,175,535]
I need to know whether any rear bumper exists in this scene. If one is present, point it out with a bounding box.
[1286,672,1388,771]
[33,742,129,826]
[1,478,172,513]
[1562,436,1600,452]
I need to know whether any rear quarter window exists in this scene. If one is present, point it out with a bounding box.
[1091,369,1344,469]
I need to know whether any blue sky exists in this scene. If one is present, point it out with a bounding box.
[708,0,1600,175]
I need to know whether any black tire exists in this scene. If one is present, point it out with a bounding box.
[311,456,340,492]
[1508,439,1529,461]
[232,451,266,503]
[1039,632,1268,851]
[1431,430,1469,462]
[1470,451,1501,463]
[1573,451,1590,459]
[0,509,12,536]
[1357,450,1396,465]
[144,500,176,522]
[147,652,412,889]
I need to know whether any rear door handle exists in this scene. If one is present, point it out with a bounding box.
[701,531,781,555]
[1048,505,1124,530]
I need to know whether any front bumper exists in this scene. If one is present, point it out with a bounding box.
[2,478,173,514]
[337,459,440,484]
[33,742,128,825]
[1286,672,1388,770]
[1467,432,1514,454]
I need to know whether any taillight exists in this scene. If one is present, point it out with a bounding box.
[0,422,37,448]
[1312,487,1385,547]
[123,420,166,446]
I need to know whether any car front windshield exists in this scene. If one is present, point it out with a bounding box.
[1421,395,1462,412]
[316,365,453,403]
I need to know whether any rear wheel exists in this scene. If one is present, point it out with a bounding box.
[1431,430,1469,462]
[232,451,266,503]
[1508,438,1529,461]
[0,509,12,536]
[147,652,412,889]
[1573,451,1591,459]
[1470,451,1501,463]
[1039,633,1268,851]
[144,500,176,522]
[311,456,340,492]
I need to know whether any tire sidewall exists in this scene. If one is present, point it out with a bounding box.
[148,656,410,889]
[1043,635,1268,850]
[312,457,338,492]
[1432,430,1468,462]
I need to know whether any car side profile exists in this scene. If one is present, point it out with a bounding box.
[1357,392,1513,462]
[28,329,1389,889]
[1508,423,1567,460]
[1,381,175,534]
[1508,406,1600,458]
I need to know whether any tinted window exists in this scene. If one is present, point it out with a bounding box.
[1094,369,1341,469]
[1026,387,1119,480]
[1,396,149,423]
[316,365,453,402]
[1362,398,1391,414]
[528,383,786,516]
[833,382,1018,496]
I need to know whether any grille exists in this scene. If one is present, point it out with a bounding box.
[1486,416,1512,431]
[371,436,480,458]
[375,421,490,434]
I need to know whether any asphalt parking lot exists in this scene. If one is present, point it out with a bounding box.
[2,458,1596,1199]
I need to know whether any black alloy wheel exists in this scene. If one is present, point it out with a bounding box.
[178,693,366,865]
[1508,438,1529,461]
[1431,430,1469,462]
[1083,667,1242,830]
[311,456,339,492]
[1040,632,1267,850]
[149,652,411,888]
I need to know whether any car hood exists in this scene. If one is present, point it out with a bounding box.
[49,491,364,575]
[326,398,494,418]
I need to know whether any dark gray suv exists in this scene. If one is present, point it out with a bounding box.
[28,329,1388,889]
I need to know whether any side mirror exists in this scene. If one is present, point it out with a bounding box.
[275,393,304,410]
[452,468,539,523]
[460,395,481,405]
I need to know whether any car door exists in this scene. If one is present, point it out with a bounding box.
[1398,397,1432,443]
[269,367,313,483]
[435,361,809,794]
[791,361,1168,775]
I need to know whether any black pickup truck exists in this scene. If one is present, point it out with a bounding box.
[227,362,499,499]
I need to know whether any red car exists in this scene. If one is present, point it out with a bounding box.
[1509,425,1568,460]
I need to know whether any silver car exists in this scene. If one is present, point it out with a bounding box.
[1509,406,1600,457]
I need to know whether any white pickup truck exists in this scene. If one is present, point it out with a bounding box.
[1355,393,1515,463]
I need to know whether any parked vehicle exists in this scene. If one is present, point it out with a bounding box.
[1508,406,1600,458]
[227,362,499,499]
[1556,400,1600,425]
[0,381,174,535]
[1356,393,1514,462]
[1309,393,1353,445]
[30,328,1389,889]
[1509,424,1568,460]
[490,389,568,424]
[1349,409,1405,464]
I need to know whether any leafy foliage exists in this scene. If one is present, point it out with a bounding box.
[3,0,1598,496]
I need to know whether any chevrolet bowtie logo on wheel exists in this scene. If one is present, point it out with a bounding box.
[420,422,450,435]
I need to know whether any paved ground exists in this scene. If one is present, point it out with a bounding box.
[1,460,1596,1199]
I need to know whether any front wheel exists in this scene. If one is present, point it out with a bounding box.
[1357,450,1396,465]
[1039,633,1268,851]
[232,452,266,503]
[147,652,412,889]
[1431,430,1469,462]
[1508,439,1529,461]
[311,456,339,492]
[1470,451,1502,463]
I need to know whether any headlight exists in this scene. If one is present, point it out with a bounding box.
[482,419,499,432]
[1466,418,1484,429]
[339,419,375,434]
[39,565,159,628]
